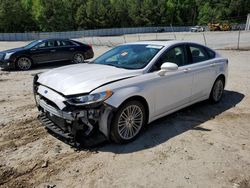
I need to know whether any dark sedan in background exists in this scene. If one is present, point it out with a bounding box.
[0,39,94,70]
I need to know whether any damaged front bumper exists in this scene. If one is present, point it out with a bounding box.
[34,76,115,146]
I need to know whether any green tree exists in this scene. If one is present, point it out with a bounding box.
[32,0,74,31]
[0,0,249,32]
[0,0,36,32]
[76,3,88,29]
[140,0,158,26]
[111,0,130,27]
[127,0,143,26]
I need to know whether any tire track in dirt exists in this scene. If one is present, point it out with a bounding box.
[0,151,94,188]
[0,117,46,151]
[0,115,95,188]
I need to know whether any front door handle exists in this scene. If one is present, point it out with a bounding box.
[183,68,191,73]
[210,63,216,67]
[50,49,56,52]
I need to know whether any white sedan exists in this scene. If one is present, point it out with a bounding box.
[34,41,228,145]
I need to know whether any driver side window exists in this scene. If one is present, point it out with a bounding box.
[152,45,186,71]
[36,42,46,49]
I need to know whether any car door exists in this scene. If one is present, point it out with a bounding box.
[186,44,216,101]
[56,40,76,61]
[150,45,193,117]
[30,40,58,64]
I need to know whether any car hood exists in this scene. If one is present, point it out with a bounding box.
[1,47,24,54]
[37,63,142,96]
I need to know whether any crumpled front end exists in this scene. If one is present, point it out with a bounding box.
[33,74,115,147]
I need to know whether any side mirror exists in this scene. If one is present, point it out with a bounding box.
[158,62,178,76]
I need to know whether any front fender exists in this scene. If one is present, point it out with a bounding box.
[105,86,145,108]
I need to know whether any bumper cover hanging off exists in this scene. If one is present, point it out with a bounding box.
[38,113,107,148]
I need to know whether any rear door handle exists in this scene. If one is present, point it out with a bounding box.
[70,48,75,51]
[50,49,56,52]
[183,68,191,73]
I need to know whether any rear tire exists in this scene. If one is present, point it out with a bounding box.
[73,53,85,64]
[209,77,224,103]
[110,101,147,144]
[16,57,32,70]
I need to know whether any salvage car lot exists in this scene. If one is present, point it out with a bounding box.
[0,41,250,187]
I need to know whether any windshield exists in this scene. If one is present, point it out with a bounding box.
[24,40,41,49]
[93,44,163,69]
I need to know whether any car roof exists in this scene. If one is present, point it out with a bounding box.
[38,38,70,42]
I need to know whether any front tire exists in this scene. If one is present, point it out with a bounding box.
[209,77,224,103]
[16,57,32,70]
[110,101,147,144]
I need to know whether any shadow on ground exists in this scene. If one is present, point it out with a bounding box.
[98,90,244,153]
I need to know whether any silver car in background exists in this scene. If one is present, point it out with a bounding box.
[33,41,228,145]
[190,26,205,32]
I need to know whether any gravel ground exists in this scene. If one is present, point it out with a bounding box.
[0,42,250,188]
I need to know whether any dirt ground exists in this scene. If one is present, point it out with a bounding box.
[0,43,250,188]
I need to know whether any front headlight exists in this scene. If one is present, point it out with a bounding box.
[4,52,14,60]
[67,90,113,106]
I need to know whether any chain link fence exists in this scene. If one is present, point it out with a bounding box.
[0,26,249,50]
[79,30,250,50]
[0,26,192,41]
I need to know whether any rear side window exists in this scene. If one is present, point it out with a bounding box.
[189,45,209,63]
[57,40,75,46]
[47,41,55,47]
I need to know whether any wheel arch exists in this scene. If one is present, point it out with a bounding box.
[15,55,34,64]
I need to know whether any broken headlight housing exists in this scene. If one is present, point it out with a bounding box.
[67,90,113,106]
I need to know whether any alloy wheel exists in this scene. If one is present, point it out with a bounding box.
[17,57,32,70]
[73,53,84,63]
[117,105,143,140]
[212,79,224,102]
